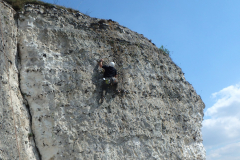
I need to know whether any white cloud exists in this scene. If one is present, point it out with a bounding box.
[203,83,240,159]
[207,142,240,160]
[206,84,240,118]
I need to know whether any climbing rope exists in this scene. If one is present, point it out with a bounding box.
[0,5,21,160]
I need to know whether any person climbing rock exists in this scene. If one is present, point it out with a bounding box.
[99,59,119,103]
[99,59,118,83]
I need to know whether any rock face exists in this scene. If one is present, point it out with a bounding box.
[0,1,205,160]
[0,2,40,160]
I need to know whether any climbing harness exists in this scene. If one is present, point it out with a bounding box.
[103,77,117,85]
[103,78,111,84]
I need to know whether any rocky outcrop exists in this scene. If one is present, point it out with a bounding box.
[0,1,205,160]
[0,1,40,160]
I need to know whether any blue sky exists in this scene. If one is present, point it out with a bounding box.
[43,0,240,159]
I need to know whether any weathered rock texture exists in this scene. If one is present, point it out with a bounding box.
[0,1,40,160]
[0,1,205,160]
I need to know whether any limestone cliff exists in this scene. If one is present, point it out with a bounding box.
[0,1,205,160]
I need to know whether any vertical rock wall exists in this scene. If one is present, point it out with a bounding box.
[0,1,40,160]
[0,2,205,160]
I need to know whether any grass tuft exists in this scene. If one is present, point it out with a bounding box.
[159,45,170,56]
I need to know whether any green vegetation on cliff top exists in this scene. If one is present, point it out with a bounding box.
[159,45,170,55]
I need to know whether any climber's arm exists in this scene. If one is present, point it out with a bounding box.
[99,59,103,68]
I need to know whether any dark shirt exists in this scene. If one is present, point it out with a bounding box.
[102,65,117,78]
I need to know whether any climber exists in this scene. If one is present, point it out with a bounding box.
[99,59,118,84]
[99,59,119,103]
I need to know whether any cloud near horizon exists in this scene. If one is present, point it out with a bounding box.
[203,83,240,160]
